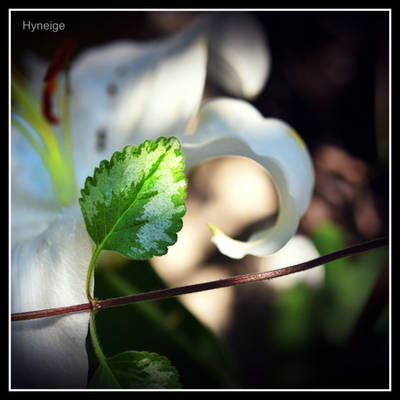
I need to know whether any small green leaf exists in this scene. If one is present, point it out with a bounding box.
[89,351,181,389]
[79,137,186,259]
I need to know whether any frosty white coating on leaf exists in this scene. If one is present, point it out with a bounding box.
[79,137,186,259]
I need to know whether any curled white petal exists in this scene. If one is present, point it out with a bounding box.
[182,98,314,259]
[207,12,270,98]
[11,205,95,389]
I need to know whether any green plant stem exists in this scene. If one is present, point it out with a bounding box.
[86,246,102,302]
[11,236,389,322]
[89,310,120,387]
[89,311,107,365]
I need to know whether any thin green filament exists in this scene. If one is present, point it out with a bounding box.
[11,72,77,207]
[11,78,58,151]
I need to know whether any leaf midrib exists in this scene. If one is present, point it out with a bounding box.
[96,148,168,253]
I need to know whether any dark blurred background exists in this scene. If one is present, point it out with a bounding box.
[11,10,390,389]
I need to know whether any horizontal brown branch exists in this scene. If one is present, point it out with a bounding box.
[11,236,389,322]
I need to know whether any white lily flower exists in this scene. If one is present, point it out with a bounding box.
[11,12,274,388]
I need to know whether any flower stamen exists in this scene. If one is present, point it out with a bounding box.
[11,38,78,207]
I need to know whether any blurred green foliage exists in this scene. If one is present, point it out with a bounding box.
[87,258,241,389]
[266,221,388,388]
[311,221,388,344]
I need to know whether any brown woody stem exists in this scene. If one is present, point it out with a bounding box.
[11,236,389,322]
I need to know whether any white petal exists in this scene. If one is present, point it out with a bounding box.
[207,12,270,98]
[258,234,324,290]
[11,205,95,389]
[182,98,314,259]
[11,125,61,247]
[68,20,208,188]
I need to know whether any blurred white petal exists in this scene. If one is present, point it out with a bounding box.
[171,265,234,334]
[11,125,61,247]
[11,205,95,389]
[69,24,208,188]
[207,12,270,98]
[258,234,324,290]
[182,98,314,258]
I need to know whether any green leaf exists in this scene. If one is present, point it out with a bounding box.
[89,350,181,389]
[79,137,187,259]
